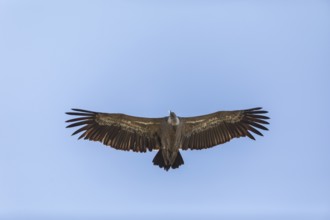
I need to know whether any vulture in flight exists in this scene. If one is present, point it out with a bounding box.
[66,107,269,171]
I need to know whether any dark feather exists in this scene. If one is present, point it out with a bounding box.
[66,112,93,116]
[248,110,268,114]
[246,107,262,111]
[181,107,269,150]
[66,120,92,128]
[249,115,270,120]
[246,121,268,130]
[246,117,269,124]
[71,108,96,113]
[66,108,162,152]
[246,131,255,140]
[71,125,90,136]
[78,130,88,139]
[247,125,263,136]
[66,117,93,123]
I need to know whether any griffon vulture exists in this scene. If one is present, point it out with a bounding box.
[66,107,269,171]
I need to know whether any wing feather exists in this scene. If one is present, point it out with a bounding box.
[246,131,255,140]
[66,109,163,152]
[181,107,269,150]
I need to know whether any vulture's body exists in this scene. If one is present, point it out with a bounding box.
[66,107,269,171]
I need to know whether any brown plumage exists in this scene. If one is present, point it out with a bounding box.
[66,107,269,171]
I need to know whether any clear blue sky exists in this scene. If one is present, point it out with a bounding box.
[1,1,329,219]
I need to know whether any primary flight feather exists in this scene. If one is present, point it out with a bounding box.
[66,107,269,171]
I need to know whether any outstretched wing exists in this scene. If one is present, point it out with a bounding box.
[180,107,269,150]
[66,109,164,152]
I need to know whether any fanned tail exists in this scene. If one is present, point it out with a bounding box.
[152,150,184,171]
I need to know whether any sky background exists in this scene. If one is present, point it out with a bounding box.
[0,0,329,219]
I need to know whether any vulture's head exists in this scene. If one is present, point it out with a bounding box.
[168,111,180,126]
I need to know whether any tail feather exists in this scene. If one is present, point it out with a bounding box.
[152,150,184,171]
[152,150,170,171]
[172,151,184,169]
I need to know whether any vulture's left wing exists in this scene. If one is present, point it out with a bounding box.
[66,109,164,152]
[180,107,269,150]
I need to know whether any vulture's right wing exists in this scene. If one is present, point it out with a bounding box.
[66,109,164,152]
